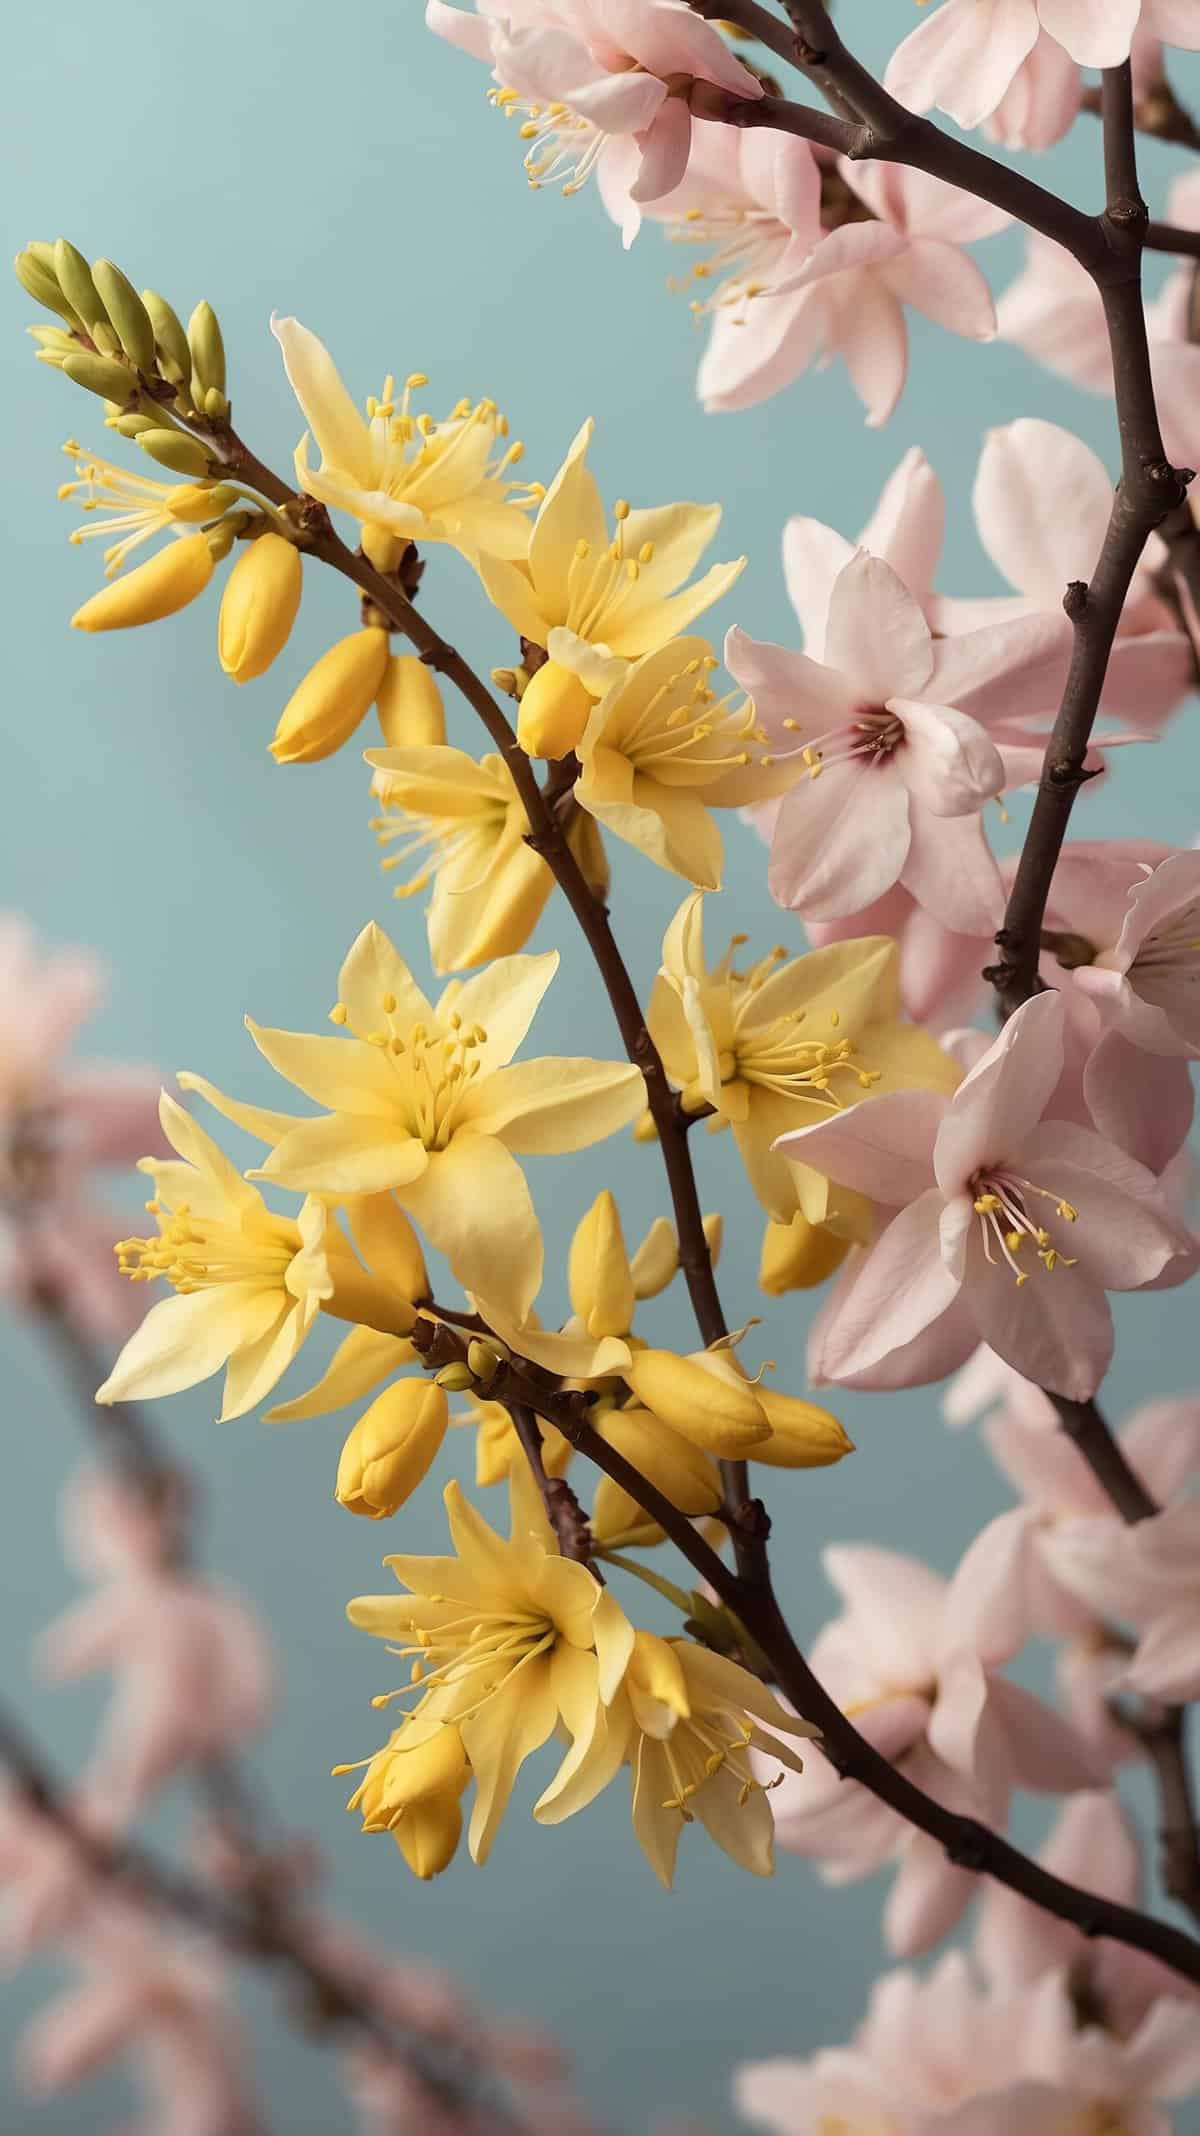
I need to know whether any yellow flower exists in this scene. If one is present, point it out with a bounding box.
[337,1718,470,1879]
[455,1394,573,1490]
[535,1631,816,1886]
[96,1094,408,1420]
[181,923,646,1322]
[218,530,302,682]
[649,894,960,1233]
[335,1378,449,1518]
[759,1211,850,1295]
[272,315,534,573]
[573,637,797,886]
[58,440,236,578]
[346,1468,635,1862]
[476,421,745,759]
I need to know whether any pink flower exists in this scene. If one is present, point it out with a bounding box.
[997,231,1113,394]
[933,420,1192,730]
[768,1544,1099,1956]
[37,1473,274,1827]
[784,991,1187,1398]
[979,31,1084,150]
[977,1791,1199,2036]
[598,109,820,258]
[426,0,762,205]
[726,554,1071,932]
[1044,1495,1200,1703]
[885,0,1199,138]
[709,160,1004,425]
[0,916,166,1343]
[1071,848,1200,1057]
[0,1792,98,1964]
[19,1910,263,2135]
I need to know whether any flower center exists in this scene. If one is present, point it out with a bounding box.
[969,1167,1080,1287]
[379,1599,559,1728]
[780,706,905,780]
[563,496,661,640]
[620,654,771,782]
[115,1202,298,1295]
[491,85,607,196]
[329,990,486,1152]
[371,796,509,899]
[666,202,792,320]
[730,959,880,1106]
[363,376,528,513]
[659,1709,784,1821]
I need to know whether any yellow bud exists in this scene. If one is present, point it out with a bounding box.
[590,1475,666,1550]
[142,289,193,386]
[752,1388,854,1470]
[187,299,226,397]
[91,261,156,372]
[632,1108,659,1145]
[270,627,391,764]
[394,1792,464,1879]
[335,1379,449,1519]
[61,350,137,404]
[568,1190,635,1338]
[594,1405,722,1516]
[53,239,106,332]
[623,1348,769,1456]
[759,1212,850,1296]
[136,427,215,478]
[71,532,215,632]
[628,1217,679,1302]
[218,532,302,683]
[703,1212,724,1264]
[375,654,446,747]
[466,1338,501,1385]
[516,658,593,759]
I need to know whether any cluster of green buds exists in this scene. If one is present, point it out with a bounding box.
[15,237,229,481]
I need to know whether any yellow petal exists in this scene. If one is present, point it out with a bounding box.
[516,659,594,759]
[568,1190,636,1337]
[337,921,434,1040]
[96,1284,273,1406]
[437,950,558,1073]
[258,1115,429,1197]
[266,1323,413,1422]
[72,533,215,631]
[400,1134,542,1322]
[272,315,374,485]
[374,655,446,748]
[623,1349,769,1455]
[759,1212,850,1295]
[463,1662,558,1864]
[394,1794,463,1878]
[462,1057,646,1155]
[246,1021,401,1116]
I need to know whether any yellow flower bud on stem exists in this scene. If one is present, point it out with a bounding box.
[142,290,193,387]
[269,627,390,764]
[750,1389,854,1469]
[218,531,302,682]
[375,654,446,747]
[71,531,217,632]
[623,1348,770,1456]
[61,350,138,405]
[137,428,216,478]
[53,239,107,334]
[187,299,226,397]
[14,243,82,328]
[335,1379,449,1519]
[91,260,157,372]
[516,658,593,759]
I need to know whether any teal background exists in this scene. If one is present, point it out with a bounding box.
[3,8,1199,2129]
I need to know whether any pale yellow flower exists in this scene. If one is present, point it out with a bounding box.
[573,636,797,886]
[336,1718,470,1879]
[58,440,236,578]
[346,1467,635,1863]
[181,923,645,1322]
[272,315,534,572]
[335,1379,450,1519]
[536,1630,816,1886]
[649,894,960,1233]
[476,420,745,758]
[97,1094,411,1420]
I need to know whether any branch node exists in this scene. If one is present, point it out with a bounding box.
[1063,579,1090,620]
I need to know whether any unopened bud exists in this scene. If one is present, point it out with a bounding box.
[568,1190,635,1338]
[61,350,138,405]
[516,657,593,759]
[394,1793,464,1879]
[466,1339,501,1385]
[187,299,226,396]
[623,1347,769,1456]
[91,260,156,372]
[434,1361,476,1393]
[270,627,390,764]
[632,1108,659,1144]
[108,411,158,438]
[71,531,216,632]
[375,654,446,747]
[202,384,230,421]
[218,530,302,682]
[752,1387,854,1470]
[53,239,107,333]
[14,243,81,326]
[136,427,215,477]
[142,290,193,385]
[335,1378,449,1518]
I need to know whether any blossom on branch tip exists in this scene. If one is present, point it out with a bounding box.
[335,1379,450,1519]
[476,419,744,758]
[270,627,391,764]
[786,992,1189,1400]
[272,314,535,573]
[58,441,236,580]
[175,924,645,1321]
[218,529,303,683]
[427,0,763,209]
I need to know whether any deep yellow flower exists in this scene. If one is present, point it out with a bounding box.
[476,421,745,758]
[346,1468,635,1863]
[649,894,959,1234]
[536,1631,816,1887]
[97,1094,413,1420]
[573,637,798,886]
[337,1718,470,1879]
[273,315,534,573]
[177,924,645,1322]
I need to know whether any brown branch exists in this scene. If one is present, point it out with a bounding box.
[1050,1397,1159,1524]
[1127,1706,1200,1924]
[0,1707,515,2129]
[408,1313,1200,1989]
[506,1401,595,1565]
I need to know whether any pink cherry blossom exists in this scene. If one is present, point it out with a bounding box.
[37,1473,273,1828]
[598,109,820,263]
[786,992,1187,1398]
[425,0,762,206]
[767,1543,1100,1956]
[0,916,166,1343]
[1043,1495,1200,1704]
[726,553,1071,932]
[0,1791,98,1964]
[1070,848,1200,1059]
[998,230,1113,392]
[933,420,1192,729]
[885,0,1199,139]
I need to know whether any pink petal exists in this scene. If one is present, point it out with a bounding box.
[629,95,691,204]
[766,762,913,919]
[809,1190,961,1384]
[899,810,1005,935]
[824,553,934,704]
[986,1675,1103,1791]
[885,240,997,344]
[781,516,855,654]
[885,0,1040,132]
[973,418,1114,608]
[1083,1031,1194,1175]
[774,1089,946,1207]
[1018,1118,1187,1289]
[933,992,1065,1197]
[963,1227,1114,1400]
[930,609,1073,728]
[860,448,945,612]
[942,1507,1039,1667]
[884,1835,978,1957]
[1037,0,1141,67]
[890,698,1006,816]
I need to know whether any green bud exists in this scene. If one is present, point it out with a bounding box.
[205,516,246,564]
[466,1339,501,1386]
[201,384,230,421]
[187,300,225,396]
[61,350,138,404]
[137,428,215,477]
[110,411,159,438]
[434,1361,476,1393]
[35,347,70,371]
[13,244,81,326]
[53,239,108,334]
[89,321,122,358]
[27,325,76,351]
[142,290,193,386]
[91,261,157,372]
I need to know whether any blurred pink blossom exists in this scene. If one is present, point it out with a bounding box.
[1044,1496,1200,1704]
